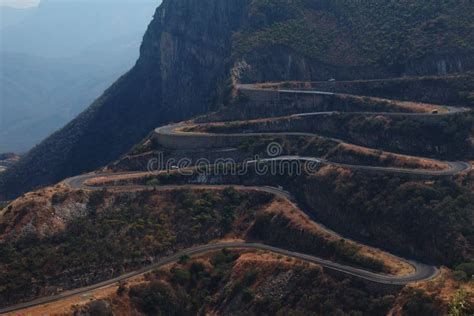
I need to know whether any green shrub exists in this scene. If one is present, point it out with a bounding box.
[234,92,250,105]
[146,178,160,186]
[211,249,240,267]
[178,255,190,265]
[242,288,255,302]
[189,262,206,275]
[117,282,127,296]
[129,281,181,315]
[402,289,438,316]
[51,192,68,204]
[171,268,191,285]
[455,262,474,279]
[452,270,468,281]
[448,290,474,316]
[88,189,107,208]
[242,270,258,286]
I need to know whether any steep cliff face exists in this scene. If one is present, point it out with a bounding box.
[138,0,250,118]
[0,0,249,199]
[2,0,474,199]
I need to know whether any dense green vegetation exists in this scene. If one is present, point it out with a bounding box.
[454,262,474,281]
[198,113,472,159]
[236,0,474,67]
[310,74,474,106]
[236,136,338,159]
[296,171,474,266]
[338,114,473,158]
[249,212,387,273]
[401,288,440,316]
[0,183,399,308]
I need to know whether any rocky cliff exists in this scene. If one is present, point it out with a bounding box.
[2,0,474,199]
[0,0,249,199]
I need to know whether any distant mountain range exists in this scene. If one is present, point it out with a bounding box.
[1,0,473,199]
[0,0,159,152]
[0,52,125,151]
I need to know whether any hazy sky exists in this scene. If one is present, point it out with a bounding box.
[0,0,40,8]
[0,0,158,8]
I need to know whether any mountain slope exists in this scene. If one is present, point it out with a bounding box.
[1,0,474,199]
[0,0,249,199]
[0,52,126,152]
[233,0,474,81]
[0,0,158,152]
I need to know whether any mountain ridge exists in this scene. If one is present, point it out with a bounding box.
[1,0,474,199]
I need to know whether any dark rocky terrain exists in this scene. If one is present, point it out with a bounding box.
[1,0,474,199]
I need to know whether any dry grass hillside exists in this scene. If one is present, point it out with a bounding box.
[14,251,473,316]
[0,184,410,308]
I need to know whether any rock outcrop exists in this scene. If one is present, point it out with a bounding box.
[2,0,473,199]
[0,0,249,199]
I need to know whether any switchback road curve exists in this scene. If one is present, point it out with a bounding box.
[64,175,437,283]
[0,239,438,314]
[155,124,471,177]
[5,82,468,314]
[153,83,471,177]
[0,174,440,313]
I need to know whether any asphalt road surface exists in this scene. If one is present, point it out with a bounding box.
[4,82,468,314]
[154,125,470,177]
[0,239,438,314]
[154,83,470,177]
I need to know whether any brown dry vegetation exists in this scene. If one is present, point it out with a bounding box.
[182,119,449,170]
[388,269,474,315]
[337,94,447,114]
[259,196,414,276]
[0,184,88,242]
[0,184,409,308]
[256,82,449,113]
[83,172,150,187]
[328,143,449,170]
[45,251,471,316]
[63,173,414,276]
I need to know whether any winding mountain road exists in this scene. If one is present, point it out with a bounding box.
[154,126,470,178]
[0,240,438,314]
[64,174,437,284]
[0,172,440,314]
[3,82,470,314]
[153,83,471,177]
